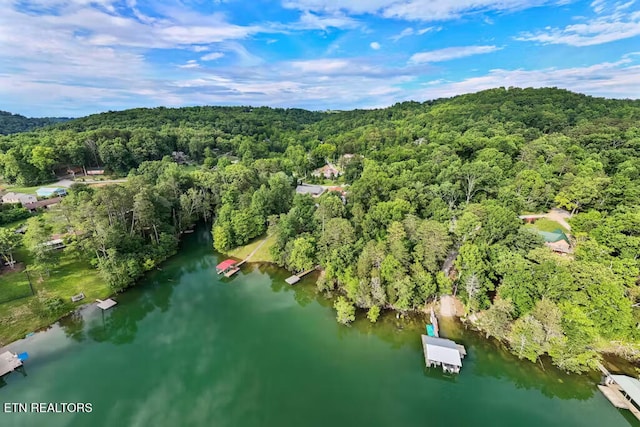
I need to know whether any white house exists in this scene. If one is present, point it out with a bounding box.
[1,192,37,206]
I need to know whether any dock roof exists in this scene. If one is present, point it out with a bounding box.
[611,375,640,404]
[216,259,237,270]
[422,335,463,367]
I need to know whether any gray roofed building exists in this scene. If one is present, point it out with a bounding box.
[599,373,640,421]
[421,335,465,374]
[295,184,325,197]
[2,192,37,206]
[611,375,640,406]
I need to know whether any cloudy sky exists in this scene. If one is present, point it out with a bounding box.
[0,0,639,116]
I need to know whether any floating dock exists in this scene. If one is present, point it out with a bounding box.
[285,266,319,285]
[0,351,23,377]
[96,299,117,310]
[224,267,240,277]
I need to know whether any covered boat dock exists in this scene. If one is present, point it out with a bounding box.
[421,335,466,374]
[216,259,240,277]
[598,371,640,421]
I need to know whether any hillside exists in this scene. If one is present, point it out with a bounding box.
[0,87,639,372]
[0,110,69,135]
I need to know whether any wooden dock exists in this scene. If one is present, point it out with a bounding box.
[96,298,117,310]
[285,266,319,285]
[0,351,23,377]
[222,269,238,277]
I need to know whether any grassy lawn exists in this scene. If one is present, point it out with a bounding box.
[0,266,32,303]
[0,207,110,346]
[226,233,276,263]
[525,218,569,234]
[0,249,110,346]
[2,185,41,195]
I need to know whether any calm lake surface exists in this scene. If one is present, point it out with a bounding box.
[1,229,638,427]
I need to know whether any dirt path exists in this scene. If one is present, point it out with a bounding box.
[546,208,572,231]
[439,295,463,317]
[240,237,269,264]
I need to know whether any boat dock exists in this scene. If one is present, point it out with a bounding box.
[96,298,117,310]
[421,335,466,374]
[216,259,240,277]
[597,363,640,421]
[285,266,319,285]
[0,351,23,377]
[421,308,466,374]
[217,237,272,279]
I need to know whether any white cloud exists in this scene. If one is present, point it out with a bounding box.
[392,26,440,41]
[516,10,640,46]
[201,52,224,61]
[293,11,360,30]
[179,60,200,69]
[370,41,381,49]
[414,59,640,100]
[289,59,351,73]
[591,0,606,13]
[391,27,415,41]
[282,0,559,21]
[418,27,440,35]
[409,45,501,63]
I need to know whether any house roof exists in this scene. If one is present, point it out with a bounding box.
[611,375,640,404]
[24,197,62,210]
[538,229,570,243]
[422,335,463,367]
[2,192,35,202]
[295,184,324,195]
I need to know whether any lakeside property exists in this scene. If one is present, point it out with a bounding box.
[0,233,633,427]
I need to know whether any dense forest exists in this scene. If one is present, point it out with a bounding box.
[0,111,69,135]
[1,87,639,373]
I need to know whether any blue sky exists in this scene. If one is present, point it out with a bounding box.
[0,0,639,116]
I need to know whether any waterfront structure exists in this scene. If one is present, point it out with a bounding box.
[0,351,23,377]
[216,259,239,277]
[96,299,117,310]
[598,365,640,421]
[421,335,466,374]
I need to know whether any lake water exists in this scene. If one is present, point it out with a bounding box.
[1,229,637,427]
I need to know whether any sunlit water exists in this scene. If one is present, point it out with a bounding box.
[1,228,637,427]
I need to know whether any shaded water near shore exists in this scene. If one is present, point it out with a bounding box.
[1,228,638,426]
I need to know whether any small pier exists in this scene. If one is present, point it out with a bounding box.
[285,266,319,285]
[428,307,440,337]
[96,298,117,310]
[0,351,23,377]
[597,363,640,421]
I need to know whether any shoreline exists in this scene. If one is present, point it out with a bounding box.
[3,250,639,378]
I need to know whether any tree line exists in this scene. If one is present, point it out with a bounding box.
[1,87,639,372]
